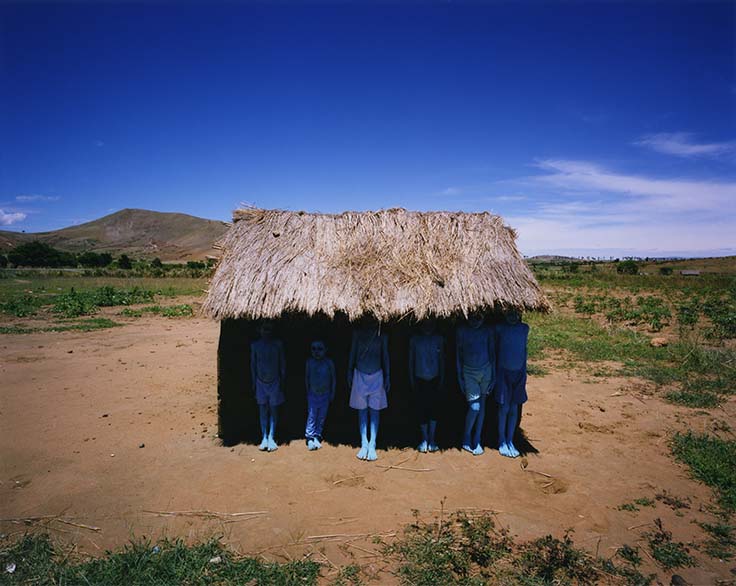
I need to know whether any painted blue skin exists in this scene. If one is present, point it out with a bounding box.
[409,319,445,453]
[456,314,494,455]
[305,340,336,450]
[496,311,528,458]
[250,321,285,452]
[348,320,389,461]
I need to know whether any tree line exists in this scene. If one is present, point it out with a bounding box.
[0,241,212,270]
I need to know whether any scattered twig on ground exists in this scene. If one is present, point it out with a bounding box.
[520,465,553,478]
[333,475,364,485]
[375,464,434,472]
[142,509,267,519]
[1,515,100,532]
[345,542,380,557]
[54,519,101,532]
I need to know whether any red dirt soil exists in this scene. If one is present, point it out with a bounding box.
[1,314,734,583]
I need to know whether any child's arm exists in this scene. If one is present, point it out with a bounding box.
[487,325,496,369]
[382,335,390,393]
[305,359,311,394]
[408,336,416,390]
[438,336,445,388]
[250,343,258,392]
[347,332,357,389]
[278,340,286,383]
[329,359,336,401]
[456,328,465,393]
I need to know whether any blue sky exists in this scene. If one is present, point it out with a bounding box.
[1,2,734,257]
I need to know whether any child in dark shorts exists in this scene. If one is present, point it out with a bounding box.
[494,310,529,458]
[409,319,445,453]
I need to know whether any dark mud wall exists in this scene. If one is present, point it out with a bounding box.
[217,315,530,451]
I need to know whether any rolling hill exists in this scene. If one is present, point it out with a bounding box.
[0,209,230,261]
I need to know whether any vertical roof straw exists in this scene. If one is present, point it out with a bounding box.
[203,208,549,321]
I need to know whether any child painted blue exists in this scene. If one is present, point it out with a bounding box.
[456,312,495,456]
[409,319,445,453]
[494,310,529,458]
[250,320,286,452]
[304,340,336,450]
[348,318,390,461]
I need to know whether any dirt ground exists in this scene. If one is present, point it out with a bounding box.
[2,310,735,584]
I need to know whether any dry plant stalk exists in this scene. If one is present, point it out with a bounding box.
[203,208,549,322]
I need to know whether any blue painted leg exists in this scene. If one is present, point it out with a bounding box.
[367,408,380,461]
[473,395,486,454]
[506,404,520,457]
[463,402,479,453]
[258,405,269,450]
[357,409,369,460]
[267,406,279,451]
[498,403,512,457]
[418,424,428,452]
[428,420,439,452]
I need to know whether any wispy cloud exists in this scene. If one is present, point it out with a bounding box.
[441,187,462,196]
[506,159,736,256]
[533,159,736,213]
[634,132,735,158]
[15,194,61,202]
[0,209,27,226]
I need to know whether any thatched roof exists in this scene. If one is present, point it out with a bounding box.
[203,208,549,321]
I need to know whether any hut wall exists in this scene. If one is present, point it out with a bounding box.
[217,316,527,450]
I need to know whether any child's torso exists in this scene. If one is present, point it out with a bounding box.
[308,358,332,395]
[413,334,442,380]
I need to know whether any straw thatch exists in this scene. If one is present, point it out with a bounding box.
[203,208,549,321]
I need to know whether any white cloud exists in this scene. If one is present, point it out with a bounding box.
[441,187,461,196]
[0,209,27,226]
[505,159,736,257]
[15,194,61,202]
[634,132,735,158]
[533,159,736,213]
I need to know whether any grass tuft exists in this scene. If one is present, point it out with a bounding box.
[671,432,736,511]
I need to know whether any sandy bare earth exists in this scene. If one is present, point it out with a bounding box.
[1,313,735,584]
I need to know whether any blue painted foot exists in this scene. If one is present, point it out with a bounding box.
[462,444,474,454]
[307,439,317,451]
[366,445,378,461]
[357,444,368,460]
[473,444,484,456]
[428,443,439,453]
[417,441,428,453]
[313,438,322,449]
[258,438,269,451]
[507,442,520,458]
[267,438,278,452]
[499,442,513,458]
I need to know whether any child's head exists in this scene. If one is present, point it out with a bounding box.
[419,318,437,335]
[467,311,485,329]
[259,320,275,338]
[505,310,521,325]
[310,339,327,360]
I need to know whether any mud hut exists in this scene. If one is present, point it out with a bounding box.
[204,208,549,446]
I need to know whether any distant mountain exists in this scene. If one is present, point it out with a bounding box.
[527,255,580,263]
[0,209,230,261]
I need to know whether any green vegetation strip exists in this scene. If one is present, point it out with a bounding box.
[0,535,319,586]
[671,433,736,512]
[0,318,121,335]
[526,312,735,409]
[2,511,669,586]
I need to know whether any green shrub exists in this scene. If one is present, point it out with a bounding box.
[617,260,639,275]
[0,294,40,317]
